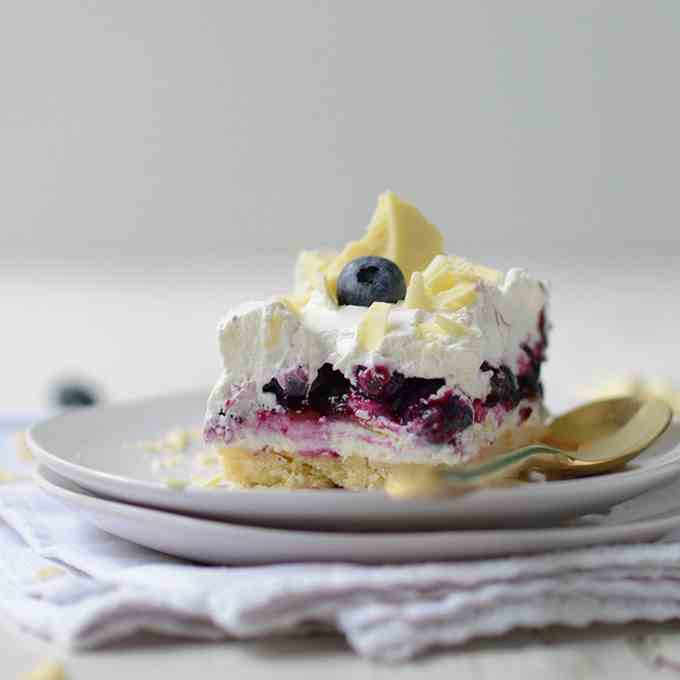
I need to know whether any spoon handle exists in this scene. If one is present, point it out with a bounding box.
[386,397,674,498]
[438,444,569,483]
[386,444,570,498]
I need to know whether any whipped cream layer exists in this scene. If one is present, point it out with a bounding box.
[206,266,547,422]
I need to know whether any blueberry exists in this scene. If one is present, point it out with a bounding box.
[284,371,308,399]
[336,256,406,307]
[481,362,520,409]
[308,363,351,415]
[262,378,286,405]
[354,366,405,401]
[52,382,98,408]
[395,377,445,421]
[262,368,309,410]
[518,372,543,401]
[519,406,533,423]
[405,392,473,445]
[517,345,544,401]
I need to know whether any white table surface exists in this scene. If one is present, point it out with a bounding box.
[3,251,680,678]
[6,617,680,679]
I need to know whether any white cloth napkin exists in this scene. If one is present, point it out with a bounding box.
[4,425,680,661]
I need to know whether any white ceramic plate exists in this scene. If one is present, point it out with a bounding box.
[36,465,680,564]
[28,390,680,531]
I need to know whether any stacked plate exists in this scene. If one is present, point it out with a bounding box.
[28,391,680,565]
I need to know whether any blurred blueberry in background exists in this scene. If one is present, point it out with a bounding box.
[50,379,101,409]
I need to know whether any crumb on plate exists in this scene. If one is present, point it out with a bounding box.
[35,566,66,582]
[21,661,65,680]
[14,431,34,461]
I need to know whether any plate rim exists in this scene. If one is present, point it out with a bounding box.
[27,389,680,502]
[34,463,680,541]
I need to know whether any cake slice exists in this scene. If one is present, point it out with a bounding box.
[204,192,549,490]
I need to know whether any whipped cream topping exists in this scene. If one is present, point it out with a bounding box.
[206,267,548,420]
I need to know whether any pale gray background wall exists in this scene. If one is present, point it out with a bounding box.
[2,1,680,412]
[2,0,679,260]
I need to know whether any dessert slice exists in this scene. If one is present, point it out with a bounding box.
[204,192,549,490]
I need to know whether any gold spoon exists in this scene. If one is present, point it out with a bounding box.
[386,397,673,498]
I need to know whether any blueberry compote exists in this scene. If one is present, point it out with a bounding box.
[260,364,475,446]
[517,309,548,402]
[257,308,547,447]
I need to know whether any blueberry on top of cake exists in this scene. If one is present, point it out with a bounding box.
[204,191,549,490]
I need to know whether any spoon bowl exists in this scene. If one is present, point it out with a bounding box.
[387,397,674,498]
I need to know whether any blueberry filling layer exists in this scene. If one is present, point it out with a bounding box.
[212,311,548,449]
[253,341,544,447]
